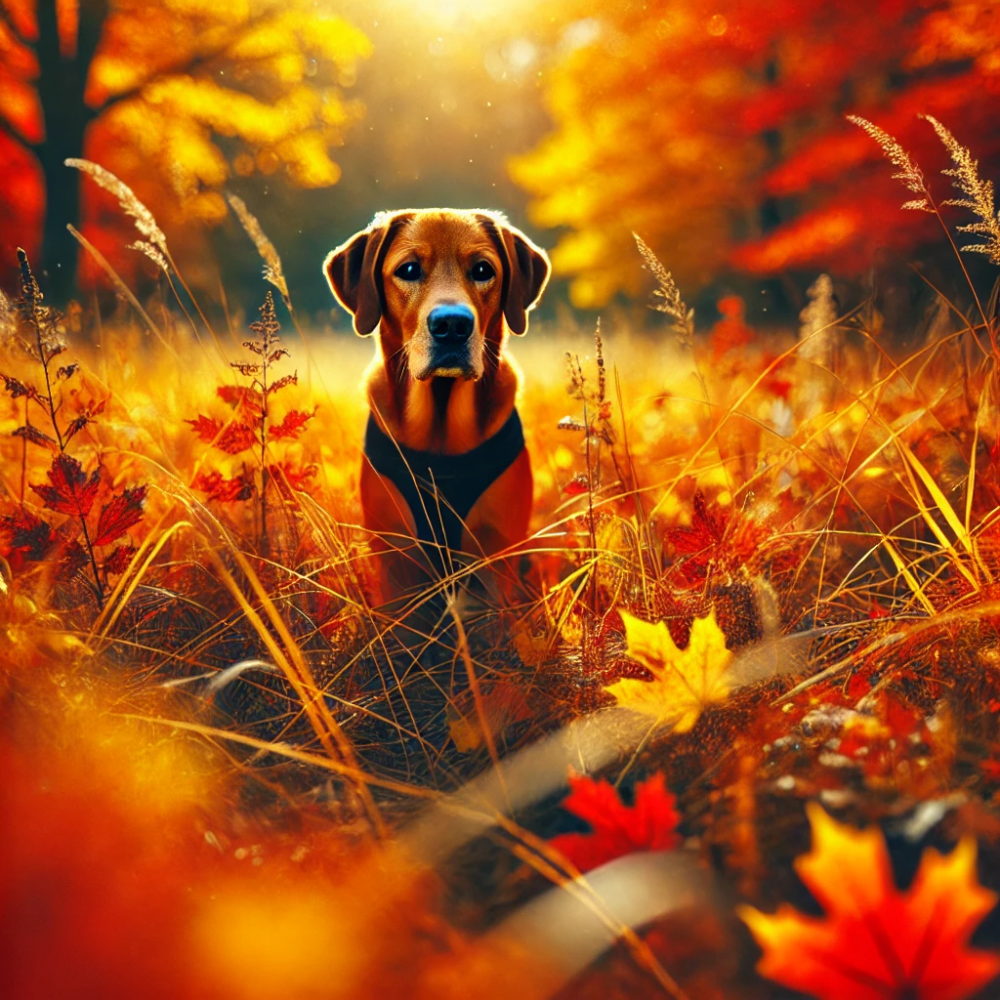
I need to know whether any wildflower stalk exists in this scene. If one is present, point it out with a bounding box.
[848,116,995,355]
[64,158,218,350]
[16,249,104,605]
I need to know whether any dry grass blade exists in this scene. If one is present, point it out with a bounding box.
[128,240,169,273]
[0,288,13,342]
[633,232,694,346]
[65,158,170,256]
[226,192,291,307]
[66,224,175,356]
[922,114,1000,265]
[847,115,931,211]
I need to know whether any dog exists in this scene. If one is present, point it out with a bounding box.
[324,209,550,605]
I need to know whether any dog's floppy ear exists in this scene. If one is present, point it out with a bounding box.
[324,212,411,336]
[478,214,551,335]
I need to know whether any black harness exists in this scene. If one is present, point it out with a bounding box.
[363,408,525,556]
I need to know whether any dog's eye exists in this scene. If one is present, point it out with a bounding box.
[394,261,422,281]
[470,260,496,282]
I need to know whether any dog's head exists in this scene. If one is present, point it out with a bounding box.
[324,209,550,381]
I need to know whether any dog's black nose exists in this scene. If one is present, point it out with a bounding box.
[428,304,474,344]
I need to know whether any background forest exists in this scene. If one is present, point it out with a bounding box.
[2,0,999,315]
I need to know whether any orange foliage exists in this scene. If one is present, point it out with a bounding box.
[0,0,371,284]
[741,804,1000,1000]
[511,0,1000,304]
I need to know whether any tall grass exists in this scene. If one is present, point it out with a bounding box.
[4,129,1000,996]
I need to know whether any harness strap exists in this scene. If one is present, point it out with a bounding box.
[363,408,525,555]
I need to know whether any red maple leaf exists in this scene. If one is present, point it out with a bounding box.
[548,772,681,873]
[269,408,316,440]
[94,486,147,546]
[30,453,100,518]
[192,470,256,502]
[0,508,55,561]
[104,544,137,577]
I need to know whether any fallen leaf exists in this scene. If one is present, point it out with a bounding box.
[30,453,100,519]
[603,608,732,732]
[548,772,680,873]
[739,803,1000,1000]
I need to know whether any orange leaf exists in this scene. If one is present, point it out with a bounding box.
[739,804,1000,1000]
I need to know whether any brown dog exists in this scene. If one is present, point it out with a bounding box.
[324,209,550,604]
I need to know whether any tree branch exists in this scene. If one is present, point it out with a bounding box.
[77,0,109,84]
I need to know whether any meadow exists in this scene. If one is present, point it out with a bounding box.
[4,123,1000,999]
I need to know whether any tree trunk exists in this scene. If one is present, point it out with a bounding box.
[33,0,107,304]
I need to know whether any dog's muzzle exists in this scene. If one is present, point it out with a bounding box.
[421,304,478,379]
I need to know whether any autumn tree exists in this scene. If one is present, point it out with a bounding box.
[0,0,371,299]
[510,0,1000,307]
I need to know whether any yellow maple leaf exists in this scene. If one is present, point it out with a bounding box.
[603,609,732,732]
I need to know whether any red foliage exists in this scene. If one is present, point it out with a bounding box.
[708,296,753,361]
[548,772,681,873]
[269,408,316,441]
[664,490,793,589]
[94,485,147,546]
[104,544,137,576]
[191,470,256,503]
[60,539,90,579]
[30,453,100,519]
[216,385,263,420]
[0,507,55,561]
[562,473,591,497]
[268,462,317,496]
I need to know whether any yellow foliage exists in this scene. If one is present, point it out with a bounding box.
[604,609,732,732]
[79,1,371,238]
[509,3,764,307]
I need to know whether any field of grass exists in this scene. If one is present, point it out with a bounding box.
[5,142,1000,998]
